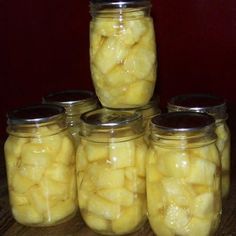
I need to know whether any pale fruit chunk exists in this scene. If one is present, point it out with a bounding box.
[111,199,145,234]
[4,136,28,158]
[94,85,124,108]
[156,148,190,178]
[98,188,134,206]
[125,167,137,180]
[149,214,174,236]
[95,167,125,189]
[87,194,120,220]
[144,62,157,83]
[125,176,145,194]
[45,163,72,183]
[146,163,162,182]
[91,65,106,89]
[79,174,97,209]
[164,205,190,235]
[192,192,214,217]
[122,80,154,106]
[215,123,228,141]
[147,182,166,215]
[109,141,135,169]
[92,18,119,37]
[56,136,75,165]
[28,185,48,214]
[40,178,69,200]
[125,167,146,193]
[18,164,45,183]
[12,204,43,225]
[105,65,137,88]
[124,45,155,79]
[94,36,129,74]
[37,133,62,155]
[121,18,147,45]
[138,18,156,50]
[83,212,110,232]
[21,143,52,167]
[85,142,108,162]
[187,217,212,236]
[12,172,35,194]
[190,144,220,166]
[187,158,217,186]
[47,199,76,224]
[135,142,147,177]
[10,191,29,206]
[90,30,105,57]
[162,178,195,207]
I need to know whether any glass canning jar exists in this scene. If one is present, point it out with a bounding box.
[76,108,147,235]
[4,104,77,226]
[89,0,157,108]
[146,112,222,236]
[168,93,231,199]
[43,90,99,145]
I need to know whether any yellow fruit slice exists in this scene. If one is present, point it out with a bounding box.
[109,141,135,169]
[98,187,134,206]
[12,204,43,225]
[87,194,120,220]
[83,211,110,232]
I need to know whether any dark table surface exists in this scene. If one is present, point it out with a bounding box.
[1,107,236,236]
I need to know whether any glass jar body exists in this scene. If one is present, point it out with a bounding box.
[77,135,147,235]
[146,133,221,236]
[90,2,157,108]
[65,99,99,145]
[136,100,161,145]
[4,123,77,226]
[167,94,231,199]
[43,90,100,145]
[215,119,231,198]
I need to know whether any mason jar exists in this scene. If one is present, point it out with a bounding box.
[168,93,231,199]
[4,104,77,226]
[43,90,99,145]
[89,0,157,108]
[146,112,222,236]
[76,108,147,235]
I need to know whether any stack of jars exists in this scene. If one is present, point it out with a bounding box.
[4,0,230,235]
[75,0,159,234]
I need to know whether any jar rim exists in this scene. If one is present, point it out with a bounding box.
[90,0,151,5]
[7,104,65,126]
[167,93,227,120]
[80,108,142,128]
[151,111,215,132]
[43,89,97,106]
[90,0,151,14]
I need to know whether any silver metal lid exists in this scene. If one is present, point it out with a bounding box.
[81,108,142,128]
[168,94,227,120]
[7,104,65,125]
[43,90,97,106]
[151,112,215,132]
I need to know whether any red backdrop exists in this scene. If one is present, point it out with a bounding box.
[1,0,236,138]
